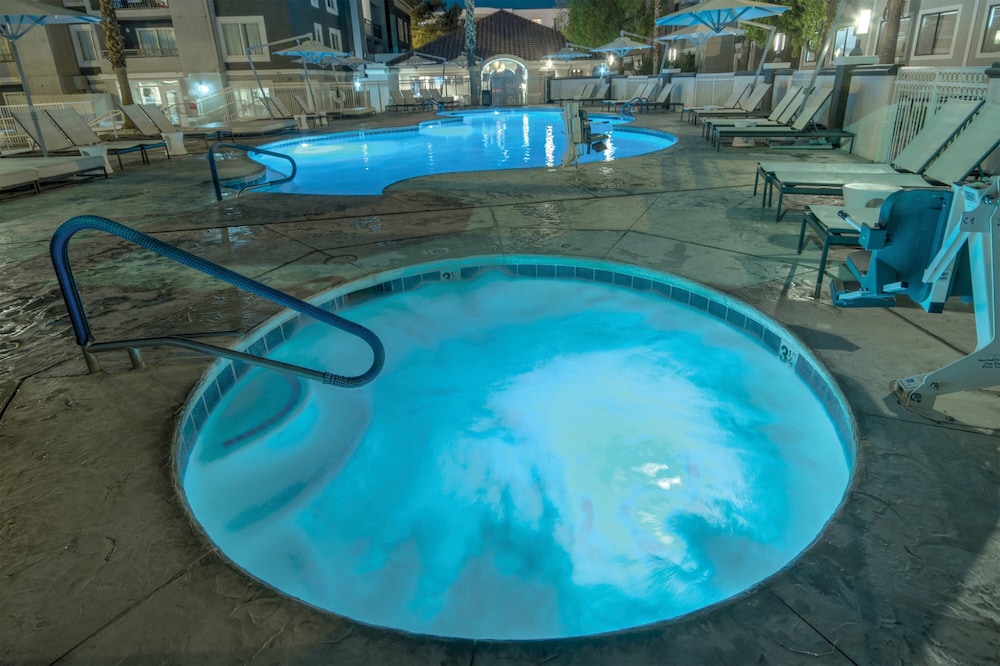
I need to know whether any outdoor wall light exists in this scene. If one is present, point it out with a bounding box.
[353,78,362,90]
[195,83,211,97]
[668,47,677,61]
[546,58,553,68]
[607,54,615,66]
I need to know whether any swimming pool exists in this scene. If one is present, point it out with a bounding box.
[252,110,675,196]
[175,256,854,640]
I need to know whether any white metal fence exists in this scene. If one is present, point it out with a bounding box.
[878,67,990,164]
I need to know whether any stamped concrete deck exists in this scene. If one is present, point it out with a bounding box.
[1,108,997,665]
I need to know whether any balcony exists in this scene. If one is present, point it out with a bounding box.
[102,47,178,58]
[70,0,170,12]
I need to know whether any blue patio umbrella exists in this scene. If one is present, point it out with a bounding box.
[0,0,102,156]
[656,0,789,32]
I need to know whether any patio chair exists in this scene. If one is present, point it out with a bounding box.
[680,82,750,123]
[766,99,996,220]
[386,89,416,112]
[755,97,985,213]
[709,88,856,151]
[582,82,610,106]
[702,85,805,138]
[400,89,425,109]
[262,96,295,119]
[135,103,235,144]
[644,83,677,112]
[0,154,107,197]
[600,82,655,112]
[427,89,459,109]
[292,95,326,126]
[693,83,772,123]
[44,108,167,168]
[118,103,175,139]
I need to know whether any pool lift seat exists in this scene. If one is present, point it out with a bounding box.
[560,102,608,167]
[829,177,999,409]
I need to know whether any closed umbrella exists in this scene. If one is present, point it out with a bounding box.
[0,0,102,156]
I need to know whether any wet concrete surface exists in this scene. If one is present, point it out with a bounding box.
[0,108,997,665]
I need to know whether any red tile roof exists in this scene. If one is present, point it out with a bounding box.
[388,9,568,64]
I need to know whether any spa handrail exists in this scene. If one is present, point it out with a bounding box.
[50,216,385,388]
[208,142,297,201]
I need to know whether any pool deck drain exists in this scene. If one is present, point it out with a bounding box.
[0,108,997,665]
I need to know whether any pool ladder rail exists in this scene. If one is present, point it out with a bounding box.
[50,216,385,388]
[208,142,297,201]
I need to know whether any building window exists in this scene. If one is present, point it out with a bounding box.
[329,28,343,51]
[833,26,858,58]
[314,22,323,43]
[984,5,1000,53]
[326,0,338,16]
[218,16,268,62]
[69,25,100,66]
[311,0,319,6]
[914,8,959,56]
[135,27,177,56]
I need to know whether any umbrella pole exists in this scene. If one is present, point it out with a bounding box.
[10,41,47,157]
[302,61,315,112]
[740,21,776,89]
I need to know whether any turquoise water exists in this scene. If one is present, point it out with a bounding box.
[253,110,675,195]
[182,268,849,640]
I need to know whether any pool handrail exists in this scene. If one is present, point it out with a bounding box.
[50,216,385,388]
[208,142,297,201]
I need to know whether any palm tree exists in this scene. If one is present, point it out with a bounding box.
[877,0,905,64]
[465,0,479,104]
[99,0,136,128]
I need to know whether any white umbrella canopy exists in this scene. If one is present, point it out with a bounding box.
[656,0,789,32]
[590,34,653,58]
[273,39,348,64]
[273,39,349,112]
[0,0,103,156]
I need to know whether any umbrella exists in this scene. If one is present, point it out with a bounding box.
[0,0,102,156]
[543,46,591,62]
[656,0,788,32]
[658,23,745,47]
[590,34,653,59]
[392,52,447,81]
[657,0,789,85]
[274,39,349,112]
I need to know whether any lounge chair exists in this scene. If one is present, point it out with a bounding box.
[0,154,107,196]
[400,89,425,110]
[756,98,985,216]
[709,88,855,151]
[386,90,417,112]
[681,83,750,123]
[703,85,804,138]
[643,83,677,112]
[766,99,996,220]
[134,104,235,144]
[600,82,656,112]
[426,89,459,109]
[13,109,164,170]
[292,95,326,126]
[582,82,610,106]
[123,103,292,140]
[694,83,772,123]
[45,108,167,168]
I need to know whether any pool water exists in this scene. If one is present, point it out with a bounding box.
[253,110,675,195]
[180,263,851,640]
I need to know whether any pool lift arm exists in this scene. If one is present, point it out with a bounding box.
[830,177,999,409]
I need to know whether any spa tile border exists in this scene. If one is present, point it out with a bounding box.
[175,257,857,479]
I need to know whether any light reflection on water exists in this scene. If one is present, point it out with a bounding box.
[253,110,673,196]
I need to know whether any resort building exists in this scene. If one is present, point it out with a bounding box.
[0,0,416,115]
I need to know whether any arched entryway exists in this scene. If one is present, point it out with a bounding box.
[482,57,526,106]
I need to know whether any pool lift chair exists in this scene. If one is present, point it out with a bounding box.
[829,177,999,409]
[560,102,609,167]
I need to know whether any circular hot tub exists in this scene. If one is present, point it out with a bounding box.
[174,256,854,640]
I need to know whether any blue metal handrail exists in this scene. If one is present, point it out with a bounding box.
[50,216,385,388]
[208,142,297,201]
